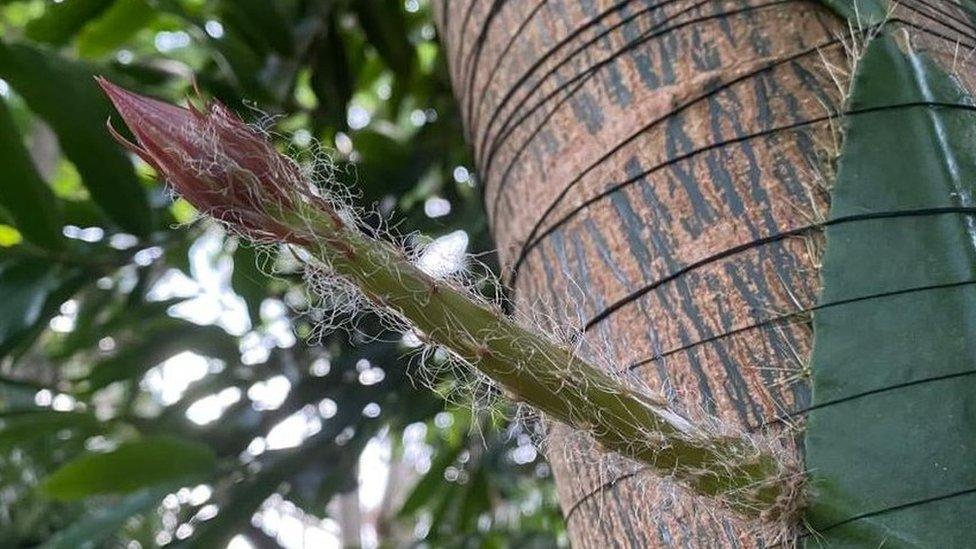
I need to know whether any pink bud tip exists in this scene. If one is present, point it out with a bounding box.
[96,77,311,244]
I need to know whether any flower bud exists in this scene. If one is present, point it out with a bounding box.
[97,77,312,244]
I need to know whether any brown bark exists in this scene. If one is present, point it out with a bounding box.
[434,1,975,546]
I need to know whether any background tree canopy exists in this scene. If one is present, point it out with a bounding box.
[0,0,565,546]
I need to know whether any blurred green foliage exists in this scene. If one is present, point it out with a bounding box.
[0,0,565,547]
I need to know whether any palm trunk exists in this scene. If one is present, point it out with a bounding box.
[433,1,848,546]
[435,2,846,544]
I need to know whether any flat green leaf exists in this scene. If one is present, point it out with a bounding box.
[0,410,101,450]
[818,0,888,24]
[352,0,415,80]
[24,0,114,45]
[231,242,272,327]
[0,41,153,236]
[459,463,490,531]
[41,436,215,500]
[960,2,976,27]
[84,320,239,391]
[51,295,182,360]
[41,487,167,549]
[218,0,293,57]
[426,480,461,540]
[199,29,271,104]
[398,439,464,517]
[0,257,85,357]
[184,420,374,548]
[0,96,63,249]
[346,129,433,206]
[310,12,354,130]
[805,32,976,546]
[76,0,156,58]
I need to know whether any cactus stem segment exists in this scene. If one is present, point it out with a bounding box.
[98,79,800,523]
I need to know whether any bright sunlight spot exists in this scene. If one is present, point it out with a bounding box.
[415,230,469,279]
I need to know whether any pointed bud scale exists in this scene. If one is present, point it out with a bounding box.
[96,77,320,244]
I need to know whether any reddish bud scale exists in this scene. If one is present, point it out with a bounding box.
[96,78,329,245]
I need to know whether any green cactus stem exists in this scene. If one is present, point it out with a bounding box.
[98,79,797,521]
[287,204,793,520]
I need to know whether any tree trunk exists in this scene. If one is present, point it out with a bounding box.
[434,1,974,546]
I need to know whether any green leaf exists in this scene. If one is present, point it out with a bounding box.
[41,436,215,500]
[199,29,271,104]
[41,487,167,549]
[0,96,63,249]
[398,439,464,517]
[818,0,889,24]
[804,32,976,546]
[346,129,432,206]
[426,480,461,540]
[0,257,85,357]
[231,242,272,327]
[25,0,115,45]
[310,12,354,130]
[76,0,156,58]
[459,463,490,531]
[51,295,182,361]
[218,0,293,57]
[352,0,415,80]
[180,468,290,548]
[0,41,153,236]
[0,410,101,450]
[184,421,375,548]
[84,320,238,391]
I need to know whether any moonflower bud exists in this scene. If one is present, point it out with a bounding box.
[97,77,320,244]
